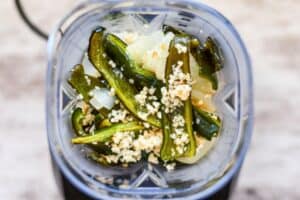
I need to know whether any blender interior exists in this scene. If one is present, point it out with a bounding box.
[47,1,252,199]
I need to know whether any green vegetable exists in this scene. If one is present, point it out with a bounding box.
[163,24,188,36]
[71,107,86,136]
[88,152,105,163]
[88,144,112,155]
[163,25,200,49]
[193,106,221,140]
[99,118,112,128]
[103,33,162,87]
[191,37,223,90]
[97,108,110,119]
[93,112,103,129]
[173,36,196,158]
[160,113,175,161]
[72,121,144,144]
[163,26,222,90]
[71,108,113,154]
[160,36,196,161]
[87,152,110,165]
[88,27,161,127]
[68,64,104,101]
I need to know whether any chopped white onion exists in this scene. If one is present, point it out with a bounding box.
[89,88,115,110]
[127,31,174,80]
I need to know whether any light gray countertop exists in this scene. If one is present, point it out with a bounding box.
[0,0,299,199]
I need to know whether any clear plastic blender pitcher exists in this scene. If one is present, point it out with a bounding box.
[46,0,253,199]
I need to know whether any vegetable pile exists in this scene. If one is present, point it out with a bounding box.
[68,23,223,171]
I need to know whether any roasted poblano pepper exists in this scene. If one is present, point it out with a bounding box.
[88,27,161,127]
[193,107,221,141]
[71,107,86,136]
[163,25,223,90]
[160,113,175,161]
[99,118,112,128]
[87,152,110,165]
[103,33,162,87]
[72,107,105,135]
[92,112,103,128]
[191,37,223,90]
[72,121,144,144]
[163,25,200,49]
[87,144,112,155]
[68,64,105,101]
[72,108,113,153]
[160,36,196,161]
[163,24,187,36]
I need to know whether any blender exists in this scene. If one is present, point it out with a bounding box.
[18,0,254,199]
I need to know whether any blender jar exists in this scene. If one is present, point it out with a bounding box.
[46,0,253,199]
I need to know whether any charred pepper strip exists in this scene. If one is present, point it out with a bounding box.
[87,144,112,155]
[87,152,110,165]
[72,122,144,144]
[103,33,162,87]
[193,107,221,141]
[88,27,161,127]
[163,25,200,49]
[191,37,223,90]
[71,107,105,136]
[163,25,222,90]
[160,113,175,161]
[204,37,223,72]
[68,64,104,101]
[99,119,112,128]
[71,108,113,153]
[163,24,188,36]
[175,36,196,158]
[68,65,110,118]
[160,36,196,161]
[71,107,86,136]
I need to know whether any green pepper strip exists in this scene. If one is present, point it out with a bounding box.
[103,33,162,87]
[71,108,113,153]
[163,24,188,36]
[160,36,196,161]
[72,121,144,144]
[68,64,105,101]
[99,118,112,128]
[191,37,223,90]
[88,143,112,155]
[160,113,174,161]
[71,107,86,136]
[175,36,196,158]
[87,152,110,165]
[163,25,223,90]
[163,24,200,49]
[163,25,222,138]
[193,106,221,141]
[88,27,161,127]
[71,107,105,136]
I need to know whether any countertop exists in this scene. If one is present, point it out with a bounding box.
[0,0,299,199]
